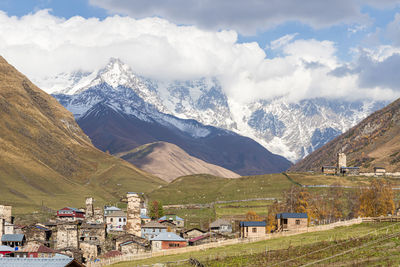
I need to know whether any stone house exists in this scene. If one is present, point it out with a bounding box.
[105,210,126,232]
[141,221,167,240]
[114,234,150,254]
[158,215,184,228]
[56,222,79,249]
[150,232,187,251]
[181,228,205,239]
[239,221,266,238]
[104,206,121,216]
[22,225,52,246]
[188,232,228,246]
[159,220,178,233]
[79,242,99,262]
[210,219,232,233]
[276,213,308,231]
[79,223,106,244]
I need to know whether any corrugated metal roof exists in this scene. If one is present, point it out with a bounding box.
[0,245,14,252]
[140,214,150,219]
[150,232,186,242]
[1,234,25,242]
[210,219,230,228]
[59,207,83,213]
[159,215,184,221]
[104,206,121,211]
[0,257,73,267]
[142,221,167,229]
[239,221,266,227]
[276,213,308,219]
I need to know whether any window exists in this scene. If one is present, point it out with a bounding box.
[252,228,257,233]
[123,218,126,222]
[119,218,122,222]
[296,220,301,225]
[169,243,179,247]
[110,218,113,222]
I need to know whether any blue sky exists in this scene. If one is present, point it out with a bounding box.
[1,0,400,103]
[1,0,399,60]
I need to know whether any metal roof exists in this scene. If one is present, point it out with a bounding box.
[105,210,126,217]
[1,234,25,242]
[0,245,14,252]
[340,167,360,169]
[150,232,186,242]
[0,257,74,267]
[142,221,167,229]
[59,207,83,213]
[210,219,231,228]
[104,206,121,211]
[159,215,184,221]
[239,221,266,227]
[276,213,308,219]
[140,214,150,219]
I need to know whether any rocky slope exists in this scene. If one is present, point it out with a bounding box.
[40,58,386,163]
[117,142,240,182]
[290,98,400,172]
[0,56,165,212]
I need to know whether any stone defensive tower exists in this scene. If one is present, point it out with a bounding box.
[337,152,347,169]
[0,205,12,223]
[126,192,142,236]
[85,197,94,221]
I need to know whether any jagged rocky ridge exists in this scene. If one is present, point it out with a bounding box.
[52,59,291,175]
[45,58,386,163]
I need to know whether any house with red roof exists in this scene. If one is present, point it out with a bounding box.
[57,207,85,221]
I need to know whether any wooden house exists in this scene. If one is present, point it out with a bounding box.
[321,166,337,175]
[239,221,266,238]
[276,213,308,231]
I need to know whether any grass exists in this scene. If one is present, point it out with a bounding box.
[111,222,400,266]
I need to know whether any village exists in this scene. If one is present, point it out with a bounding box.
[0,190,314,266]
[1,152,399,266]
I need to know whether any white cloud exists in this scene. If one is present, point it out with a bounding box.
[0,10,399,105]
[269,33,298,50]
[89,0,400,35]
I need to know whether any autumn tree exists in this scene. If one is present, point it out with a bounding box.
[149,200,164,219]
[358,179,395,217]
[266,200,282,233]
[246,210,263,221]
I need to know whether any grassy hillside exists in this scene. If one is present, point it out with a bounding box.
[112,222,400,266]
[0,56,166,214]
[148,173,293,205]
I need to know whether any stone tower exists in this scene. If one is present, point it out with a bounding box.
[337,152,347,169]
[126,192,142,236]
[85,197,94,221]
[0,205,12,223]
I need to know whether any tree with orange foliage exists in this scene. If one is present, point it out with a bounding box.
[245,210,263,221]
[359,179,395,217]
[266,200,282,233]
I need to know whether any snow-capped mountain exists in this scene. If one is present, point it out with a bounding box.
[47,58,387,163]
[51,59,291,175]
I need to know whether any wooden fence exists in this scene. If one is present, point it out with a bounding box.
[87,218,365,267]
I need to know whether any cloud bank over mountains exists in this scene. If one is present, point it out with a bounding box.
[0,9,399,104]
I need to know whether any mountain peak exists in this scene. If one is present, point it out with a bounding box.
[93,57,136,89]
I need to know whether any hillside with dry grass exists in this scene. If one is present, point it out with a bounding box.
[117,141,240,182]
[290,98,400,172]
[0,56,165,213]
